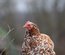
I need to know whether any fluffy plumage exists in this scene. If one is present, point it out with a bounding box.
[22,21,55,55]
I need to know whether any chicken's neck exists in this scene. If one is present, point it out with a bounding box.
[28,27,40,36]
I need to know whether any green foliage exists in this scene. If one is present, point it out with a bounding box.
[0,27,21,55]
[0,27,7,38]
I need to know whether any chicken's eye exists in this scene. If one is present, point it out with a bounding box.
[27,24,31,26]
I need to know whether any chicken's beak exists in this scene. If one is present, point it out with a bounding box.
[23,24,26,28]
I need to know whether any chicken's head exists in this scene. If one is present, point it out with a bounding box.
[23,21,34,30]
[23,21,40,35]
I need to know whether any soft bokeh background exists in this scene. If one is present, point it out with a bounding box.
[0,0,65,55]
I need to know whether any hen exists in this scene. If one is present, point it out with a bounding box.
[22,21,55,55]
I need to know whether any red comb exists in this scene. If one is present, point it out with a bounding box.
[23,21,31,28]
[25,21,31,24]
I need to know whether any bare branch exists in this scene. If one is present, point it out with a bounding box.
[1,24,14,40]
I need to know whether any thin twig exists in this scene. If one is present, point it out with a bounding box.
[1,25,14,40]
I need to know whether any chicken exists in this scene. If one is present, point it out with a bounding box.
[22,21,56,55]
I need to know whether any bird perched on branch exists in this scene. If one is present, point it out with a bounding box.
[22,21,55,55]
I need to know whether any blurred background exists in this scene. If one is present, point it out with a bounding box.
[0,0,65,55]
